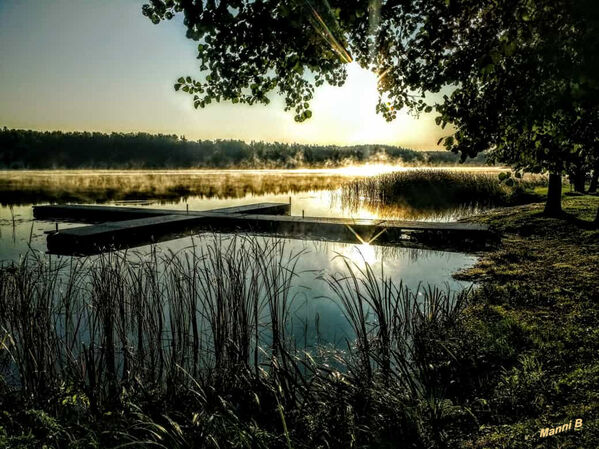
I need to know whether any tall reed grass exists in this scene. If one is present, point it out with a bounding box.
[339,170,545,218]
[0,236,472,448]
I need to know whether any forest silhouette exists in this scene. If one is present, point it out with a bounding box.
[0,127,485,169]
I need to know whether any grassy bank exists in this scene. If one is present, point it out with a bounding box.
[1,193,598,448]
[455,192,599,448]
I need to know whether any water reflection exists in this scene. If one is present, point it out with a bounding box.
[106,234,477,346]
[0,168,379,205]
[0,166,507,258]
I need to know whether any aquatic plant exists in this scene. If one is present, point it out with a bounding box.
[338,169,546,218]
[0,235,473,448]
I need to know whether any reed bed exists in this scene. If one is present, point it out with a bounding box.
[0,237,472,448]
[338,170,545,217]
[0,170,349,206]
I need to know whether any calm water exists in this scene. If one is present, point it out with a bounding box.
[0,167,485,342]
[0,166,504,260]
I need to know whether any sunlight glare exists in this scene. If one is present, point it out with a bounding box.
[347,243,378,266]
[335,163,405,177]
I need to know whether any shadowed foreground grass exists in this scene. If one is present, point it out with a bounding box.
[0,237,475,449]
[1,193,598,448]
[455,192,599,448]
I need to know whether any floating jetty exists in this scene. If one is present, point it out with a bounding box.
[33,203,499,255]
[33,203,290,222]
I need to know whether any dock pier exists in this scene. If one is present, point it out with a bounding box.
[33,203,499,255]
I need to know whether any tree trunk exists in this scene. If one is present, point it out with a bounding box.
[570,167,586,193]
[589,167,598,193]
[576,170,586,193]
[544,173,562,216]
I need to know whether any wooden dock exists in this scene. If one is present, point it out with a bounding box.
[33,203,290,222]
[33,203,499,255]
[190,212,498,250]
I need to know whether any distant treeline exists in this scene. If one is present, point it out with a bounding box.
[0,127,487,169]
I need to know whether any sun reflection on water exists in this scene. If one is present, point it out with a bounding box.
[343,243,378,267]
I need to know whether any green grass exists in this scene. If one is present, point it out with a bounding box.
[0,236,475,448]
[455,193,599,448]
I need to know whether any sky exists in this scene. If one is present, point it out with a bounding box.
[0,0,445,149]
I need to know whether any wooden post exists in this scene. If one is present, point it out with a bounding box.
[302,210,305,218]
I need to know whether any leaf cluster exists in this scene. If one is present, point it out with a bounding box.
[143,0,599,172]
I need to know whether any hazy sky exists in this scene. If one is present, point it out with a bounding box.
[0,0,445,149]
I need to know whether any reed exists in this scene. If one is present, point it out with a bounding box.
[0,236,473,448]
[321,254,470,446]
[338,169,545,218]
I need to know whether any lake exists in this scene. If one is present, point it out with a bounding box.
[0,166,495,344]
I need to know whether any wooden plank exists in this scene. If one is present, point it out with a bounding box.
[50,215,202,237]
[33,202,290,222]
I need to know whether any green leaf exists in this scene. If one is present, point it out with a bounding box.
[481,64,495,75]
[490,50,501,64]
[504,41,517,57]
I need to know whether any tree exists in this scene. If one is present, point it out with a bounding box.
[143,0,599,217]
[381,0,599,216]
[143,0,358,123]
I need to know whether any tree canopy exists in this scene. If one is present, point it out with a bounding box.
[144,0,599,216]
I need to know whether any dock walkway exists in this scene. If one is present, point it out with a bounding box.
[33,203,499,255]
